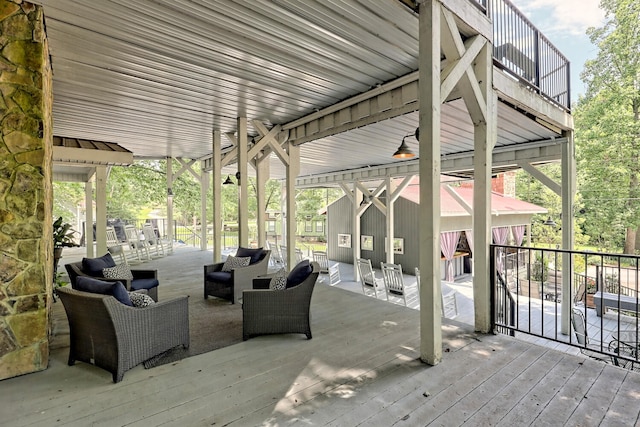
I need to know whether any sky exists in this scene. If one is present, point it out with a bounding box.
[510,0,607,103]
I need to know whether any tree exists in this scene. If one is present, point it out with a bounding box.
[53,181,84,222]
[576,0,640,253]
[515,167,589,248]
[107,160,166,219]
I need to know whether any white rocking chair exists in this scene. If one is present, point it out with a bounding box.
[106,226,127,265]
[142,224,165,258]
[381,262,407,306]
[124,224,149,263]
[356,258,382,298]
[415,267,459,319]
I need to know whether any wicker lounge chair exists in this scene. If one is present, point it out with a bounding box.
[242,260,320,340]
[56,286,189,383]
[204,248,271,304]
[65,253,160,301]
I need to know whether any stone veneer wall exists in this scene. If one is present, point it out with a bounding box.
[0,0,53,380]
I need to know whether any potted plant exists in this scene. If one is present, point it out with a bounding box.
[53,216,78,273]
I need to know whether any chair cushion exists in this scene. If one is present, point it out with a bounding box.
[128,292,155,308]
[269,268,288,291]
[222,255,251,272]
[82,253,116,277]
[75,276,132,306]
[130,278,159,291]
[287,259,312,288]
[236,247,264,264]
[206,271,233,284]
[102,263,134,281]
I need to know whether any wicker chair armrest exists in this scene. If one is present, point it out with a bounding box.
[204,263,224,275]
[131,269,157,280]
[252,277,273,289]
[233,260,269,284]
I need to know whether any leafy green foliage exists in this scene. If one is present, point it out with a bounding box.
[52,159,342,239]
[53,216,78,247]
[576,0,640,253]
[515,166,589,247]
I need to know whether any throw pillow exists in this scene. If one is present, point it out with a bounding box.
[82,253,116,277]
[222,255,251,272]
[236,247,264,264]
[269,268,288,291]
[75,276,132,306]
[129,292,156,308]
[103,263,134,281]
[287,259,312,288]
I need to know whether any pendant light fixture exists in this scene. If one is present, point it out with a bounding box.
[392,127,419,159]
[223,172,242,185]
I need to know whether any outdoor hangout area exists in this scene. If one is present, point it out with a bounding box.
[3,0,640,425]
[2,245,639,425]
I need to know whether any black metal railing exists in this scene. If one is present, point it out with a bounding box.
[470,0,487,13]
[492,245,640,368]
[489,0,571,110]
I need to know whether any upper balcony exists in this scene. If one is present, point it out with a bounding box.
[472,0,571,111]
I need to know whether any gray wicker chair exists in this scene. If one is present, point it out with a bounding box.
[56,286,189,383]
[204,248,271,304]
[65,258,159,301]
[242,261,320,341]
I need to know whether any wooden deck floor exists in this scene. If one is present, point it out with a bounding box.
[2,246,640,426]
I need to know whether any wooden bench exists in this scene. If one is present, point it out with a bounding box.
[593,291,639,317]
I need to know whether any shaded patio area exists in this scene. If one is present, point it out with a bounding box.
[2,247,639,425]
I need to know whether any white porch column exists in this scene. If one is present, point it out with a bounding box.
[418,0,442,365]
[353,184,363,269]
[472,42,495,334]
[166,157,174,250]
[280,180,287,244]
[256,154,269,248]
[285,143,300,269]
[84,180,94,258]
[95,165,108,255]
[384,177,394,263]
[200,164,210,251]
[212,130,222,262]
[237,117,249,247]
[561,131,576,334]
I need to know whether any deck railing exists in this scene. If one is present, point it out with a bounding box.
[492,245,640,369]
[488,0,571,110]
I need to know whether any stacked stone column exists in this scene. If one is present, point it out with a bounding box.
[0,0,52,380]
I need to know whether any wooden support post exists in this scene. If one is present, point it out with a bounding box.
[285,143,300,269]
[95,166,108,255]
[237,117,249,247]
[167,157,174,251]
[84,180,94,258]
[200,164,209,251]
[472,41,495,334]
[385,177,395,263]
[561,130,575,335]
[418,0,442,366]
[256,154,269,248]
[353,184,362,270]
[212,130,222,262]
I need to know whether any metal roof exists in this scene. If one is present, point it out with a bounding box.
[36,0,568,183]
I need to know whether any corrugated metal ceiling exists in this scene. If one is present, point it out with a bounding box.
[36,0,562,181]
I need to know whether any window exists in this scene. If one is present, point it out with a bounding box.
[267,220,276,233]
[315,221,324,233]
[305,221,313,232]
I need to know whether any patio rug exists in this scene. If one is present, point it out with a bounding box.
[143,296,243,369]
